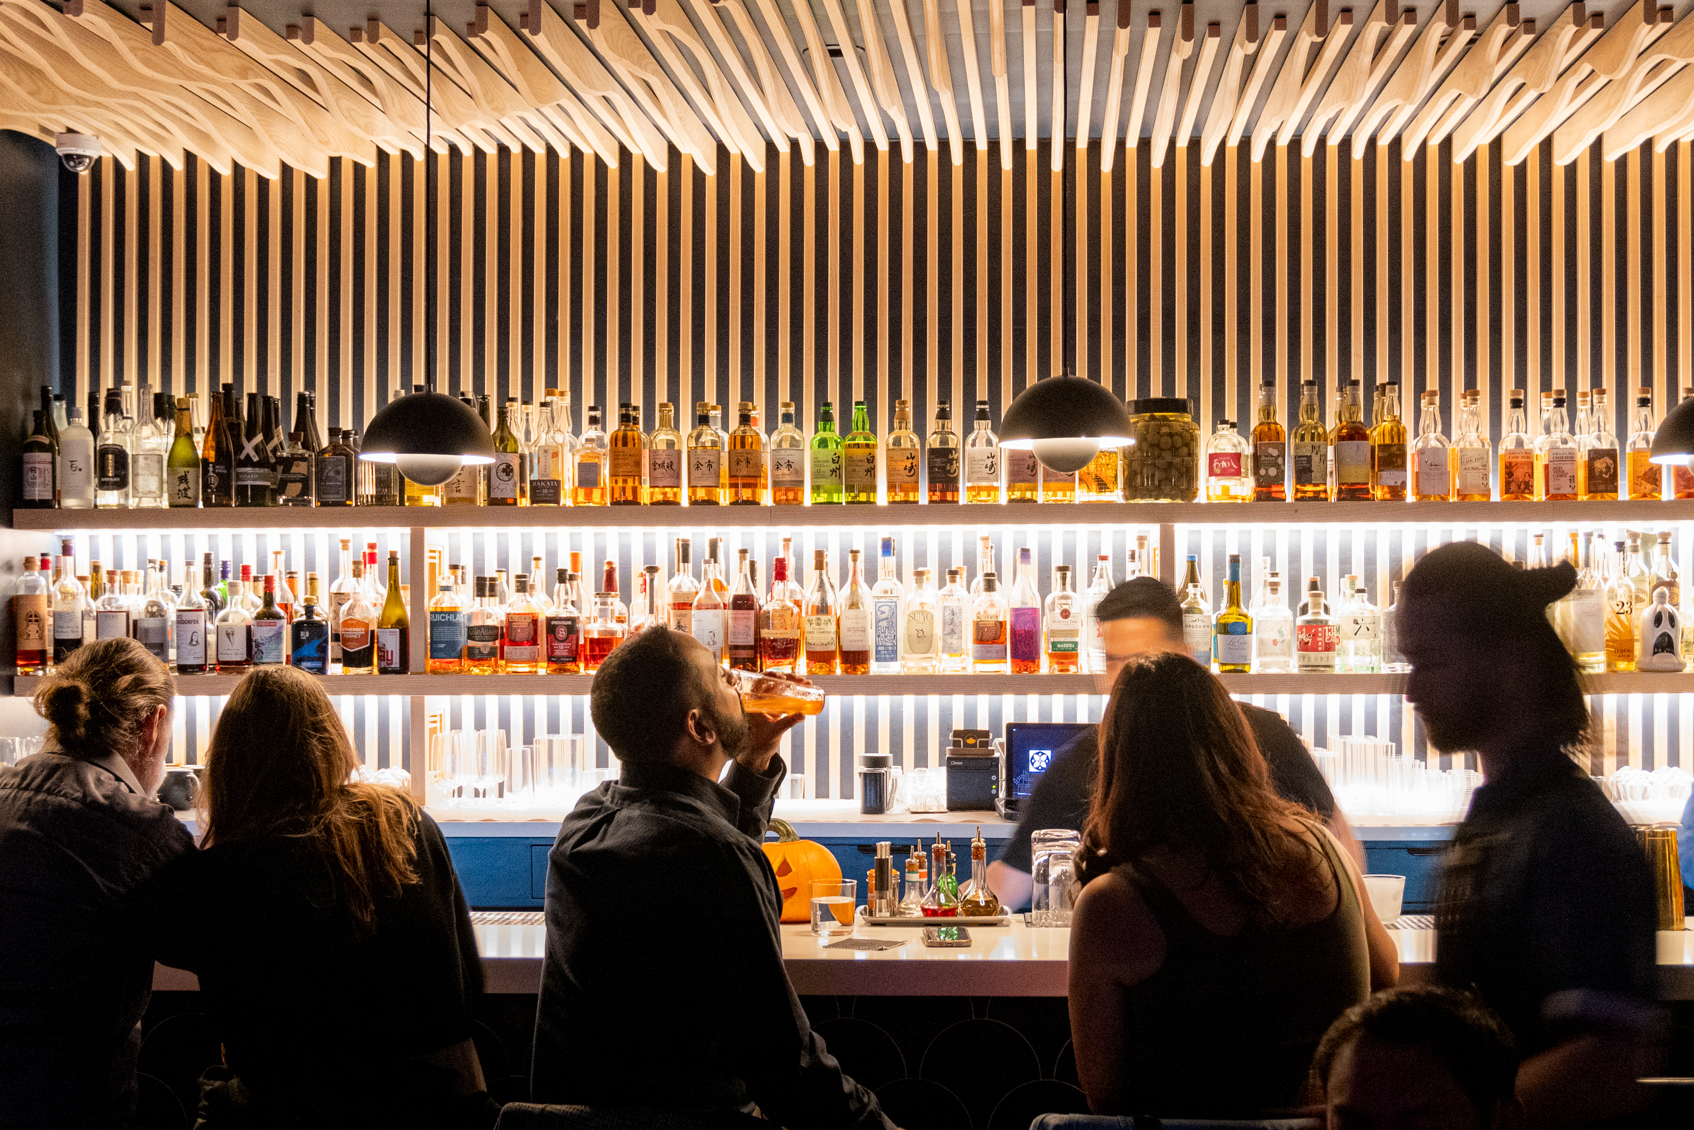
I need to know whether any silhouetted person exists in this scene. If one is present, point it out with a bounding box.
[1399,542,1657,1129]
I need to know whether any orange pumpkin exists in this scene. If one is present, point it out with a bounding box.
[761,818,843,923]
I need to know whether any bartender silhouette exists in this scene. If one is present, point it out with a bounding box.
[1397,542,1658,1130]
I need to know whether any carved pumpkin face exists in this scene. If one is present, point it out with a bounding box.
[761,820,842,923]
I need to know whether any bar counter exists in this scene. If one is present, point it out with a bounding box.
[152,921,1694,1000]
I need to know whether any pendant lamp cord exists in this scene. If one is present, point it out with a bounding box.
[1060,1,1073,379]
[424,0,435,395]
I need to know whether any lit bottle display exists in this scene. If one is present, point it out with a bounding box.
[837,549,873,675]
[809,402,844,504]
[970,572,1008,672]
[501,574,543,674]
[1411,390,1451,502]
[1536,391,1579,502]
[842,400,879,504]
[1498,389,1536,502]
[1370,383,1408,502]
[1295,577,1336,673]
[926,402,961,503]
[728,403,764,505]
[886,400,921,503]
[759,557,802,673]
[1008,548,1042,673]
[870,538,904,674]
[1453,390,1491,501]
[1291,381,1329,501]
[804,549,839,675]
[608,403,646,505]
[1331,380,1372,502]
[1180,556,1210,664]
[1205,420,1252,503]
[1626,387,1662,501]
[571,405,606,507]
[1044,565,1080,673]
[1252,381,1286,502]
[963,400,1001,504]
[728,549,762,671]
[1212,554,1252,674]
[769,401,806,505]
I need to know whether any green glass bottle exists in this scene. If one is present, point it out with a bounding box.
[843,400,878,504]
[489,404,521,506]
[165,396,201,507]
[809,401,844,505]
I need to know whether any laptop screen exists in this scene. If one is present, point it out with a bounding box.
[1003,722,1094,800]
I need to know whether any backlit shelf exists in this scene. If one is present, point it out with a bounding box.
[16,499,1694,533]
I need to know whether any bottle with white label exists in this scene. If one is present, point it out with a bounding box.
[963,400,1001,504]
[53,555,90,668]
[646,401,684,505]
[93,567,132,641]
[1412,390,1452,501]
[769,401,807,505]
[1179,556,1211,664]
[174,564,208,674]
[901,567,938,673]
[1211,555,1253,674]
[1536,391,1579,501]
[668,539,699,638]
[1331,380,1372,501]
[1452,389,1492,501]
[938,567,968,672]
[214,571,253,672]
[129,385,167,508]
[870,537,904,674]
[837,549,873,674]
[1295,578,1337,673]
[970,573,1009,672]
[727,551,762,670]
[1335,576,1381,673]
[249,575,287,666]
[687,403,724,506]
[804,549,839,674]
[691,559,727,664]
[135,566,173,663]
[1045,565,1081,673]
[1252,572,1295,673]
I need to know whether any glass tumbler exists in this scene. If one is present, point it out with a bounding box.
[1031,829,1082,926]
[809,879,857,938]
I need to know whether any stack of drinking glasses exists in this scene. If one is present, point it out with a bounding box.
[1316,736,1481,821]
[429,729,601,808]
[1030,828,1081,926]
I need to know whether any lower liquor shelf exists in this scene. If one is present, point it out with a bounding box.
[9,670,1693,697]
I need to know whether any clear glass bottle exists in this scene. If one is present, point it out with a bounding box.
[1291,380,1329,501]
[545,568,582,674]
[759,557,803,673]
[584,590,627,673]
[1295,578,1337,673]
[248,575,287,667]
[1536,391,1579,501]
[96,387,132,508]
[768,401,806,505]
[644,401,683,505]
[1083,554,1114,673]
[53,554,91,669]
[1606,540,1637,673]
[803,549,839,675]
[1625,387,1662,501]
[1180,556,1211,664]
[885,399,921,503]
[666,538,701,639]
[1498,388,1536,502]
[1339,579,1382,674]
[134,566,173,663]
[809,402,844,504]
[571,405,607,506]
[691,557,727,665]
[1381,582,1409,674]
[728,403,764,505]
[1555,533,1606,674]
[1251,381,1286,502]
[1332,380,1372,501]
[843,400,879,504]
[337,562,377,674]
[963,400,1001,504]
[608,402,646,505]
[462,577,502,675]
[957,826,1002,917]
[632,565,663,634]
[871,537,905,674]
[921,836,958,917]
[1005,445,1040,503]
[728,549,762,671]
[970,572,1009,672]
[1581,387,1620,501]
[213,570,253,673]
[129,383,167,508]
[938,567,969,672]
[1451,389,1491,501]
[837,548,873,675]
[1045,565,1081,673]
[12,557,49,674]
[1205,420,1252,503]
[1412,390,1451,502]
[687,403,723,506]
[1008,548,1043,673]
[1652,532,1680,613]
[1252,571,1295,673]
[1212,554,1253,674]
[1369,382,1408,502]
[901,567,939,673]
[927,401,962,503]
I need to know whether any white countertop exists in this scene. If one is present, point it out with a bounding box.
[151,923,1694,999]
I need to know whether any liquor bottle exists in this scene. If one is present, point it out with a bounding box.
[809,402,844,504]
[766,401,805,505]
[310,427,349,507]
[1290,381,1328,501]
[1551,534,1606,674]
[1368,383,1408,502]
[233,393,271,507]
[135,567,172,663]
[524,401,563,506]
[963,400,1001,503]
[1625,387,1663,501]
[751,556,797,672]
[373,551,409,674]
[213,570,253,673]
[691,556,727,665]
[656,540,694,640]
[542,569,580,673]
[1626,532,1652,619]
[837,549,873,674]
[609,402,646,504]
[1250,381,1286,502]
[198,389,225,507]
[260,397,286,504]
[337,563,377,674]
[583,590,626,672]
[1295,578,1336,673]
[886,399,921,503]
[1605,540,1637,673]
[157,397,200,508]
[21,410,54,508]
[938,567,969,672]
[628,400,676,505]
[724,549,761,671]
[12,558,48,674]
[921,837,958,917]
[170,564,206,674]
[50,554,85,667]
[423,577,465,675]
[479,403,519,507]
[750,407,771,503]
[629,565,662,634]
[1211,555,1253,674]
[1044,565,1081,673]
[497,574,541,674]
[970,573,1008,672]
[284,595,327,675]
[803,550,839,674]
[246,575,285,666]
[1537,391,1578,501]
[458,578,497,675]
[1497,389,1535,502]
[1179,557,1211,664]
[1007,548,1042,673]
[682,403,719,506]
[96,388,131,508]
[57,405,94,509]
[1404,391,1448,503]
[128,385,166,508]
[1005,443,1039,503]
[1083,554,1113,673]
[926,401,962,503]
[710,404,731,501]
[1252,571,1294,673]
[842,400,879,504]
[1040,456,1077,504]
[1331,381,1372,501]
[1338,577,1382,674]
[1449,389,1490,501]
[957,827,1002,917]
[291,403,324,505]
[869,537,904,674]
[1205,421,1252,503]
[1652,532,1680,612]
[1581,387,1620,500]
[728,403,764,505]
[899,567,938,673]
[1078,441,1121,502]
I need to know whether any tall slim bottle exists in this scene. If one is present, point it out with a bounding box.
[59,406,95,509]
[809,402,845,504]
[768,402,806,505]
[901,567,938,673]
[837,549,873,674]
[1331,381,1372,501]
[129,385,167,508]
[235,393,273,506]
[1083,554,1114,673]
[1180,557,1211,663]
[646,401,684,504]
[1045,566,1081,673]
[804,550,839,674]
[728,549,762,671]
[1537,391,1579,501]
[870,538,904,673]
[1008,548,1042,673]
[95,388,132,508]
[1252,381,1287,502]
[843,400,879,504]
[1291,381,1329,501]
[21,411,54,509]
[886,400,921,503]
[1212,555,1253,674]
[1626,388,1663,501]
[375,551,409,674]
[609,402,646,504]
[927,401,961,503]
[1498,389,1536,502]
[173,564,207,674]
[1411,391,1451,502]
[938,567,968,672]
[691,558,727,665]
[964,400,1001,504]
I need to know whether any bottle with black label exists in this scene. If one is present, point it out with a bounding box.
[316,428,354,506]
[235,392,273,507]
[95,388,131,509]
[277,431,315,505]
[290,595,331,674]
[262,396,284,501]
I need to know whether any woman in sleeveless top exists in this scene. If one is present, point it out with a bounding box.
[1068,653,1399,1117]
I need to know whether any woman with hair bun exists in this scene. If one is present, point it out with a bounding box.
[0,637,195,1126]
[135,664,495,1130]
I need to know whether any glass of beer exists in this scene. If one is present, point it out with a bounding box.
[729,669,827,716]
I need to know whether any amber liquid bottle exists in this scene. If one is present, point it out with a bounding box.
[927,402,961,503]
[1370,382,1408,502]
[1331,381,1372,502]
[608,402,645,505]
[728,403,764,505]
[1251,381,1287,502]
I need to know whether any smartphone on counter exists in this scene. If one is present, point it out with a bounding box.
[921,926,971,948]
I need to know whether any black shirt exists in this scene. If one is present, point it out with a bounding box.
[1000,704,1338,873]
[1435,748,1657,1054]
[531,756,893,1129]
[137,810,482,1115]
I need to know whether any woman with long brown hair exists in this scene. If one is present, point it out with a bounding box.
[1066,652,1397,1117]
[137,665,495,1129]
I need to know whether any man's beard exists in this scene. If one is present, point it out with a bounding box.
[1413,701,1490,756]
[707,699,751,761]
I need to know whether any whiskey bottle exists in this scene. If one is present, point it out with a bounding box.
[1536,391,1578,501]
[809,402,845,504]
[608,402,646,505]
[545,569,582,674]
[428,578,466,674]
[1370,383,1408,502]
[902,567,939,673]
[1212,554,1252,674]
[1044,565,1081,674]
[768,402,806,505]
[1452,390,1491,501]
[728,403,764,505]
[970,572,1008,672]
[1582,386,1620,501]
[687,403,723,505]
[938,567,969,672]
[728,549,761,671]
[1008,548,1042,673]
[1251,380,1286,502]
[886,399,921,503]
[1498,389,1536,502]
[1291,380,1329,501]
[20,411,54,509]
[843,400,879,503]
[12,558,48,674]
[1331,381,1372,502]
[646,401,684,505]
[926,401,961,503]
[1412,390,1451,502]
[500,574,542,674]
[1295,578,1337,673]
[691,557,727,664]
[759,556,802,673]
[803,549,839,675]
[963,400,1001,503]
[1625,387,1663,501]
[837,549,873,674]
[569,405,605,506]
[1205,421,1252,503]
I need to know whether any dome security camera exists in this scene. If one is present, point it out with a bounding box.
[54,133,101,174]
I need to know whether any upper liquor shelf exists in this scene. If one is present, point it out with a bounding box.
[20,500,1694,533]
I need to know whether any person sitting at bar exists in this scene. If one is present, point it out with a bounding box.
[1312,987,1523,1130]
[989,576,1365,912]
[1067,650,1396,1117]
[135,665,495,1129]
[1398,543,1658,1130]
[530,626,895,1129]
[0,638,193,1128]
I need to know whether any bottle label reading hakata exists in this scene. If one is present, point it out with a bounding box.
[375,628,405,671]
[844,452,877,491]
[1296,624,1339,670]
[1335,441,1372,486]
[647,450,682,492]
[136,617,169,660]
[888,449,919,486]
[1373,445,1407,487]
[1585,450,1619,496]
[1009,607,1041,662]
[728,450,761,481]
[1004,450,1038,487]
[1416,449,1449,496]
[803,614,837,653]
[940,604,965,656]
[872,598,900,663]
[965,448,999,485]
[927,447,959,488]
[545,615,580,664]
[1207,452,1244,479]
[175,610,206,666]
[1544,449,1578,496]
[1214,623,1252,665]
[1046,607,1080,654]
[22,453,53,501]
[610,447,642,480]
[529,477,561,505]
[903,608,936,658]
[489,455,520,500]
[838,609,870,652]
[54,611,85,663]
[429,611,466,660]
[770,451,803,490]
[690,451,721,489]
[971,616,1006,661]
[1254,442,1285,488]
[503,614,540,662]
[95,610,130,640]
[215,622,248,664]
[808,449,841,486]
[728,609,757,647]
[1292,441,1326,487]
[249,619,285,665]
[464,622,500,663]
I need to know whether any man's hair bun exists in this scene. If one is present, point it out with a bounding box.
[31,638,175,761]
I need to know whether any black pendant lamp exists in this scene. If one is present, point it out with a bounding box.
[357,0,495,488]
[997,7,1132,477]
[1650,395,1694,467]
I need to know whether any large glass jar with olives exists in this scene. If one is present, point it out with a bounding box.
[1124,399,1200,501]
